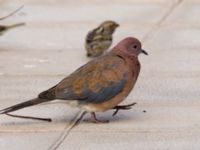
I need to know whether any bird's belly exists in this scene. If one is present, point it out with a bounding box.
[63,100,101,112]
[62,100,80,108]
[101,41,112,49]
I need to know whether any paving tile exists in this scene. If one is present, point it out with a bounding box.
[59,130,200,150]
[0,23,152,75]
[0,76,62,103]
[0,0,200,149]
[0,132,58,150]
[1,2,171,23]
[165,0,200,24]
[144,25,200,50]
[0,0,176,28]
[0,2,169,51]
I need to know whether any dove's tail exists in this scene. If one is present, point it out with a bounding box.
[0,98,49,114]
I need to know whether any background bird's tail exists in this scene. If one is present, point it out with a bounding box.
[6,22,25,30]
[0,98,49,114]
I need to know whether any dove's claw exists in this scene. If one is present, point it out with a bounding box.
[112,102,137,116]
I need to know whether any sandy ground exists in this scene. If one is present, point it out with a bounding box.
[0,0,200,149]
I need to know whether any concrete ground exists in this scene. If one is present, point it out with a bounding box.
[0,0,200,149]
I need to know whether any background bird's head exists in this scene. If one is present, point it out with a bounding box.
[113,37,148,57]
[99,20,119,35]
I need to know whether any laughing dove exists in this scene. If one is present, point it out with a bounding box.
[0,37,147,122]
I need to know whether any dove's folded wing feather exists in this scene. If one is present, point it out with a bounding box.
[46,54,128,104]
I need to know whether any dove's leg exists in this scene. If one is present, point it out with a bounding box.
[91,112,109,123]
[112,102,137,116]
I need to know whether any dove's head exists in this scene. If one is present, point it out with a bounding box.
[113,37,148,57]
[99,20,119,35]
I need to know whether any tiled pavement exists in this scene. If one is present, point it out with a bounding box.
[0,0,200,149]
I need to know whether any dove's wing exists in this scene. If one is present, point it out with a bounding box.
[40,53,128,104]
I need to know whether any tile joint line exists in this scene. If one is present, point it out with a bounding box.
[142,0,184,42]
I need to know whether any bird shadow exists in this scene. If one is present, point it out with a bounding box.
[82,110,139,124]
[0,105,142,126]
[1,113,136,127]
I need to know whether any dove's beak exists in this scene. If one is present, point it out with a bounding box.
[141,49,148,55]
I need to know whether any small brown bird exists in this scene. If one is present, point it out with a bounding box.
[0,37,148,123]
[0,6,25,36]
[0,23,25,35]
[85,20,119,57]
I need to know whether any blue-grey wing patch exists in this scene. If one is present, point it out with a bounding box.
[55,54,127,104]
[78,76,127,104]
